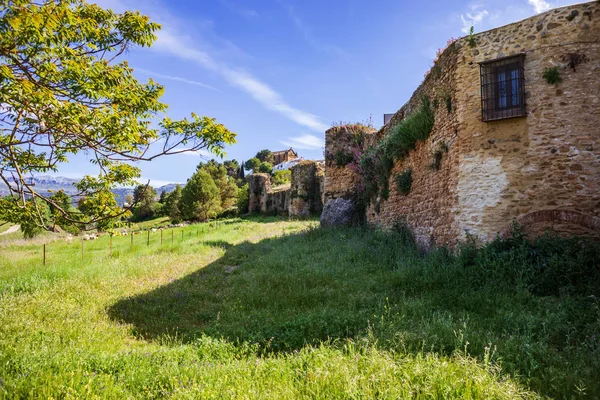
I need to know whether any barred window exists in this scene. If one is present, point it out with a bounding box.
[479,54,526,122]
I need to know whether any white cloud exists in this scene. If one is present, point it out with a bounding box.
[153,29,329,132]
[134,67,220,91]
[528,0,551,13]
[93,0,328,133]
[218,0,259,20]
[280,134,324,150]
[460,4,490,33]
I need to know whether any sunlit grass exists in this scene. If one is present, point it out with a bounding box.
[0,216,597,398]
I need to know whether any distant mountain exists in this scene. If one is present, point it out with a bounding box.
[0,175,180,206]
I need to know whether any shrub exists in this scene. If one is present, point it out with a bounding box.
[395,169,412,195]
[543,67,562,85]
[271,170,291,186]
[237,184,249,214]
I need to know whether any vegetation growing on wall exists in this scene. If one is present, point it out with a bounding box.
[395,168,413,195]
[543,66,562,85]
[429,142,449,171]
[467,26,477,47]
[325,124,369,167]
[354,97,434,207]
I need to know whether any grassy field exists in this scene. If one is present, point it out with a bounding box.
[0,217,598,399]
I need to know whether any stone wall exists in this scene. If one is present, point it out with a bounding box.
[323,124,377,202]
[247,161,324,217]
[289,161,325,217]
[324,1,600,247]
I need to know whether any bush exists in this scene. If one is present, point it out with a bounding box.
[395,169,412,195]
[272,170,291,186]
[237,183,249,214]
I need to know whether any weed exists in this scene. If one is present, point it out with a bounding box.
[543,66,562,85]
[467,26,477,47]
[395,168,413,195]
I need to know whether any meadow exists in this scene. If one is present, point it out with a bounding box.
[0,217,598,399]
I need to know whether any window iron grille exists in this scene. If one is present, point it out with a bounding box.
[479,54,526,122]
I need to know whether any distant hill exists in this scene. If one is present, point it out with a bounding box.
[0,175,180,206]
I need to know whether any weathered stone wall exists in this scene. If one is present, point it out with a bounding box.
[289,161,325,217]
[247,161,325,217]
[248,174,273,214]
[325,1,600,247]
[323,125,377,202]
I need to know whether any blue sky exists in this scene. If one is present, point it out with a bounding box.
[57,0,581,185]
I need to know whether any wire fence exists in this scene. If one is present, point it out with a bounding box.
[40,220,224,265]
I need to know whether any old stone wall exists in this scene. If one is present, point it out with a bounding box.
[323,124,377,202]
[289,161,325,217]
[247,161,325,217]
[324,1,600,247]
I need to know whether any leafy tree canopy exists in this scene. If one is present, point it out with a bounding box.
[255,149,274,164]
[0,0,236,231]
[180,169,220,222]
[244,158,260,172]
[258,161,273,174]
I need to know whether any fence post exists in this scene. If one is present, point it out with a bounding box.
[131,233,133,246]
[181,230,184,240]
[43,243,46,265]
[110,235,113,256]
[171,229,174,243]
[81,238,84,260]
[147,230,150,246]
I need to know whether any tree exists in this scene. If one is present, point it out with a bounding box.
[0,0,236,231]
[258,162,273,174]
[196,160,238,211]
[238,161,245,180]
[158,190,167,204]
[163,184,182,221]
[255,149,274,164]
[223,160,239,178]
[132,184,157,220]
[180,170,220,221]
[244,158,261,173]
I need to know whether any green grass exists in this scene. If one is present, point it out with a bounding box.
[0,217,598,398]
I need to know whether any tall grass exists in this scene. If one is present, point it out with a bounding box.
[0,217,598,398]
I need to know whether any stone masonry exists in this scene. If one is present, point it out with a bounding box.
[248,161,324,217]
[323,2,600,248]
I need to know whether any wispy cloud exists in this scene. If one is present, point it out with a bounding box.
[218,0,259,20]
[153,29,329,132]
[278,0,349,58]
[528,0,551,13]
[460,4,490,33]
[280,134,324,150]
[93,0,329,133]
[134,67,220,91]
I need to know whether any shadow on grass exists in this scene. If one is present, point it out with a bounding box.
[107,226,600,398]
[108,229,383,353]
